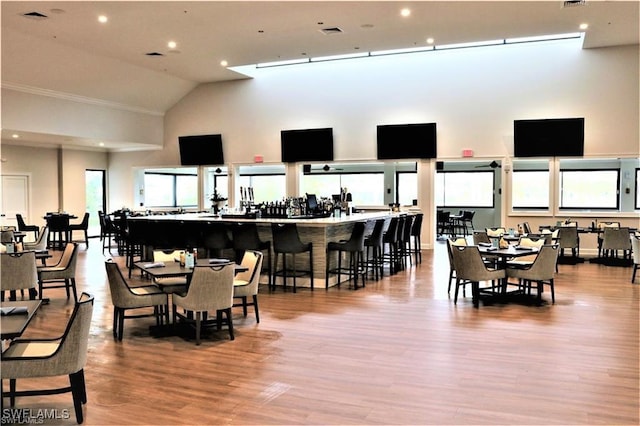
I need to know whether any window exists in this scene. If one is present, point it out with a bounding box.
[205,167,229,202]
[397,171,417,206]
[436,171,495,208]
[236,165,286,204]
[144,169,197,208]
[512,170,550,209]
[636,168,640,210]
[559,169,619,209]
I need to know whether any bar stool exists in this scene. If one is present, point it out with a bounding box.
[381,216,401,274]
[364,219,386,281]
[410,213,423,264]
[202,222,233,259]
[271,223,313,293]
[232,222,272,287]
[325,221,366,289]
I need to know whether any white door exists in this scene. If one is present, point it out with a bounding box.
[1,174,30,228]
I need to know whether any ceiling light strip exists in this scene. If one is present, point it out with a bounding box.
[254,32,582,69]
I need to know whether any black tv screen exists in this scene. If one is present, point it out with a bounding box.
[514,118,584,157]
[178,134,224,165]
[377,123,437,159]
[281,128,334,163]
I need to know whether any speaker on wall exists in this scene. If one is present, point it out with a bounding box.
[303,164,312,174]
[436,161,444,170]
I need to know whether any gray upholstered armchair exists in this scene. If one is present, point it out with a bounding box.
[105,259,169,340]
[1,292,94,424]
[450,244,505,308]
[506,244,559,304]
[1,251,38,301]
[173,263,235,345]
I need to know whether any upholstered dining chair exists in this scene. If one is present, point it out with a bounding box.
[506,236,546,267]
[1,292,94,424]
[231,221,272,287]
[172,263,235,345]
[69,212,90,248]
[16,213,40,241]
[105,259,169,341]
[1,251,38,301]
[233,250,264,323]
[506,244,559,304]
[446,237,468,296]
[38,242,80,302]
[23,226,49,252]
[601,227,632,261]
[449,244,505,308]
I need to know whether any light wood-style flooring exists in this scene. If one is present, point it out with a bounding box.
[2,239,638,425]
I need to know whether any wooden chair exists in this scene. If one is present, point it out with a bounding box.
[1,293,94,424]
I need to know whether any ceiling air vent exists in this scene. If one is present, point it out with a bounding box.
[562,0,586,8]
[319,27,343,35]
[145,52,165,57]
[22,11,48,20]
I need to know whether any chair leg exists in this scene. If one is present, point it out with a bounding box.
[242,296,248,317]
[118,308,125,341]
[112,307,119,339]
[69,370,85,424]
[195,311,202,345]
[253,295,260,323]
[9,378,17,407]
[225,307,234,340]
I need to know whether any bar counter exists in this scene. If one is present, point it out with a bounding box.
[129,211,400,288]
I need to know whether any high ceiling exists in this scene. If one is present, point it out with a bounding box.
[2,1,639,149]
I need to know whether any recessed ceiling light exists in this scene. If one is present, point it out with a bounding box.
[426,37,434,44]
[220,60,228,67]
[579,23,589,30]
[98,142,105,147]
[11,134,19,139]
[168,41,177,49]
[400,8,411,17]
[98,15,108,23]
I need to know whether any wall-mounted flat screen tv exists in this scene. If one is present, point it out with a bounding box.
[178,134,224,165]
[514,118,584,157]
[377,122,437,160]
[281,128,334,163]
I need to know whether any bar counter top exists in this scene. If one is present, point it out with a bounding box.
[128,210,399,226]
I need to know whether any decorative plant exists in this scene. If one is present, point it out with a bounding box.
[210,189,227,214]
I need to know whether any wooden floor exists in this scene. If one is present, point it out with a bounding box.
[2,239,638,425]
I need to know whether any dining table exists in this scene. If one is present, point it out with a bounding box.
[1,299,42,340]
[476,243,543,303]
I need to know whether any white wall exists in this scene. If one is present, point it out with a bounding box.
[109,39,639,210]
[0,144,106,227]
[1,88,164,147]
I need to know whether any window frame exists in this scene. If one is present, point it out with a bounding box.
[558,168,620,211]
[436,170,496,209]
[511,168,550,211]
